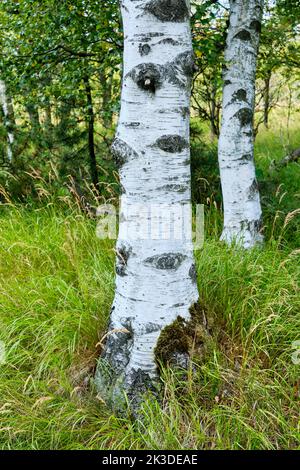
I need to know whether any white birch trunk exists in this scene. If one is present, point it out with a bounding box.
[95,0,199,410]
[218,0,264,249]
[0,80,14,164]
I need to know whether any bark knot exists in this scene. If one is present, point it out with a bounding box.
[128,63,162,93]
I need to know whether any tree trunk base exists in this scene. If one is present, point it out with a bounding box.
[220,223,264,249]
[94,301,215,416]
[94,319,161,416]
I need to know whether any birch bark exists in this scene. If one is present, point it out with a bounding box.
[0,80,15,164]
[95,0,199,410]
[218,0,264,249]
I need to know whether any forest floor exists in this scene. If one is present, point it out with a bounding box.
[0,116,299,450]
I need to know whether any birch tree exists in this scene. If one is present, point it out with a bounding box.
[0,80,15,164]
[218,0,264,249]
[95,0,199,411]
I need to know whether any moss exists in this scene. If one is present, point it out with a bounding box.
[155,301,216,368]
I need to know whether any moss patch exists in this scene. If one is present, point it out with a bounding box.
[155,301,217,368]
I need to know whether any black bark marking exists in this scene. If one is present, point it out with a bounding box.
[157,38,180,46]
[241,216,263,234]
[155,134,188,153]
[128,63,163,92]
[142,322,162,334]
[233,89,247,102]
[248,178,259,199]
[139,43,151,56]
[234,107,253,126]
[161,183,187,193]
[123,121,141,128]
[250,20,261,33]
[111,138,139,167]
[144,0,189,23]
[234,29,252,41]
[254,216,263,231]
[180,106,190,118]
[116,245,132,276]
[238,153,252,162]
[167,50,195,87]
[224,79,232,86]
[144,252,187,270]
[125,369,160,417]
[136,32,164,41]
[189,263,197,283]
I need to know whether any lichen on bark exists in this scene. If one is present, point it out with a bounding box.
[155,134,188,153]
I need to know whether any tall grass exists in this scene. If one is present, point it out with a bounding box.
[0,120,299,450]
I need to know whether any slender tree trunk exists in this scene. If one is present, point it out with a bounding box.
[26,102,41,132]
[100,68,114,129]
[0,80,15,164]
[83,75,99,189]
[210,84,219,141]
[263,73,271,128]
[44,98,53,134]
[218,0,264,249]
[95,0,199,411]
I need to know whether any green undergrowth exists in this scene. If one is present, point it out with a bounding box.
[0,119,299,450]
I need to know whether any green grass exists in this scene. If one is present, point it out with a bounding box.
[0,119,299,450]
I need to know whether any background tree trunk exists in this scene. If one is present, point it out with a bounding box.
[0,80,15,164]
[95,0,199,411]
[26,102,41,133]
[209,83,220,141]
[100,68,114,129]
[218,0,264,249]
[263,72,271,128]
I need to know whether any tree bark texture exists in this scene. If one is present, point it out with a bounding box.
[0,80,15,164]
[218,0,264,249]
[95,0,199,411]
